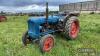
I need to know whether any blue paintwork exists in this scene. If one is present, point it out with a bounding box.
[28,15,60,39]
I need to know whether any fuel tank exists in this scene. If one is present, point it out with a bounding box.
[28,16,59,24]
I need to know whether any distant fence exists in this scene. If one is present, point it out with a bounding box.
[59,1,100,13]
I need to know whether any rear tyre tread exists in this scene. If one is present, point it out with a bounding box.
[64,16,79,40]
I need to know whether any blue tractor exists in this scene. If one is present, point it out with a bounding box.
[22,3,80,53]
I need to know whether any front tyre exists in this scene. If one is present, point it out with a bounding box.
[22,31,32,46]
[64,16,80,40]
[39,34,55,53]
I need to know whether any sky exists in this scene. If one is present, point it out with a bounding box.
[0,0,93,13]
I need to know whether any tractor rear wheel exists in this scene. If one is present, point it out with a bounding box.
[39,34,55,53]
[22,31,32,46]
[64,16,80,40]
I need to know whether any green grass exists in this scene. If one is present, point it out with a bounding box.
[0,14,100,56]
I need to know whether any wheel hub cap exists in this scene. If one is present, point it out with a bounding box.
[70,21,79,38]
[43,37,54,51]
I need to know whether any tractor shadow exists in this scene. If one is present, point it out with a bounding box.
[54,33,70,41]
[54,33,75,49]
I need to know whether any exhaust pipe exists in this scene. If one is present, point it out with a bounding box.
[46,2,48,21]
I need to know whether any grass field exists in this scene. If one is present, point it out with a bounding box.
[0,14,100,56]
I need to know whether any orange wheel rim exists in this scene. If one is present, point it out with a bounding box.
[70,21,79,38]
[43,37,54,52]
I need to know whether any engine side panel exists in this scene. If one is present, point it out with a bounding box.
[28,16,59,39]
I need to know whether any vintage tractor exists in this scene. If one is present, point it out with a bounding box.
[22,3,80,53]
[0,16,7,22]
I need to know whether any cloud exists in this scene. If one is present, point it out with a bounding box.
[0,6,16,13]
[0,0,93,12]
[0,0,93,6]
[16,5,59,12]
[16,4,45,12]
[0,4,59,13]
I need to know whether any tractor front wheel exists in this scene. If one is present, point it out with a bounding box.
[22,31,32,46]
[39,34,55,53]
[64,16,80,40]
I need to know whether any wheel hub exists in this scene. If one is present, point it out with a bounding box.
[70,21,79,38]
[43,37,54,52]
